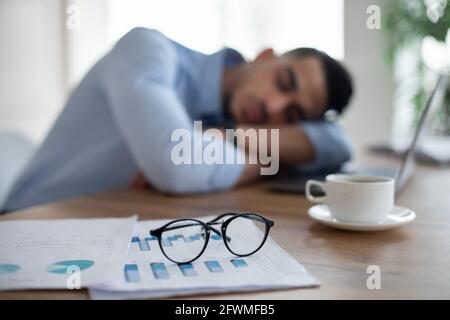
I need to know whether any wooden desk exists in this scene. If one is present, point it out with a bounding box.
[1,156,450,299]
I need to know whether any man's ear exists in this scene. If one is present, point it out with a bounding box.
[253,48,276,63]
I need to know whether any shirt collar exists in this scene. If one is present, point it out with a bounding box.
[196,48,245,125]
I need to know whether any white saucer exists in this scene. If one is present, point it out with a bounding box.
[308,205,416,232]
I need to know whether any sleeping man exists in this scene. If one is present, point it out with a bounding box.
[2,28,353,212]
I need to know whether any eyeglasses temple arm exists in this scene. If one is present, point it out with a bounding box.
[150,222,198,235]
[247,215,274,226]
[207,213,237,224]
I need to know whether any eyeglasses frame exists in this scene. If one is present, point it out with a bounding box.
[149,212,274,264]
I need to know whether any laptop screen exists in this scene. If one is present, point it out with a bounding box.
[396,73,449,188]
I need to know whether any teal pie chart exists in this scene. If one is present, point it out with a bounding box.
[0,264,20,274]
[46,260,94,274]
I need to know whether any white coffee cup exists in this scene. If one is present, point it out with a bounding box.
[306,174,395,224]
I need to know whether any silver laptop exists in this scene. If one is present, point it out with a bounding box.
[268,72,449,195]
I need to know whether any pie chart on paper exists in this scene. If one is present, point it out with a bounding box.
[0,264,21,274]
[46,260,94,274]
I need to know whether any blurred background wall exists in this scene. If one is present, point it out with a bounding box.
[342,0,394,145]
[2,0,445,148]
[0,0,65,144]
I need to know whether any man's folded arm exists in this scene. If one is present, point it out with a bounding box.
[102,28,246,194]
[234,121,352,184]
[294,121,353,172]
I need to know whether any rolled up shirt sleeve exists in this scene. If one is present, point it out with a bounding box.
[102,28,245,194]
[295,121,353,173]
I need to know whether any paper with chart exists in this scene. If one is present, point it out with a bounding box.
[0,216,136,290]
[90,216,320,299]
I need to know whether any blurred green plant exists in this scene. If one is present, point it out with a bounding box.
[383,0,450,134]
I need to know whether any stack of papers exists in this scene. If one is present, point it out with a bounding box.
[90,216,320,299]
[0,215,319,298]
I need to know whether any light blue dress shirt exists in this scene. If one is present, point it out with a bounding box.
[3,28,352,212]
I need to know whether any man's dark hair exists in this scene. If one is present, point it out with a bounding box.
[284,48,353,115]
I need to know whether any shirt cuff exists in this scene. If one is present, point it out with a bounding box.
[208,141,246,190]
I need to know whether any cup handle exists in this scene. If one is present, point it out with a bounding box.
[305,180,327,204]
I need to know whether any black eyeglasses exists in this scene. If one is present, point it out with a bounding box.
[149,213,274,264]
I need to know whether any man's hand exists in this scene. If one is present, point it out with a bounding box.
[130,172,150,189]
[213,124,316,186]
[234,124,315,166]
[235,124,315,186]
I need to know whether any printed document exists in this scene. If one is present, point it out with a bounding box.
[90,216,319,299]
[0,216,136,290]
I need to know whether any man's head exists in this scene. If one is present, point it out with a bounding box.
[227,47,353,125]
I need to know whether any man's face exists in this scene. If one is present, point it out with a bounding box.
[229,50,328,125]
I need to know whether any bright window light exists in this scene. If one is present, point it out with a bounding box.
[107,0,344,60]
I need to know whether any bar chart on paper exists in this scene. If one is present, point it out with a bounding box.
[90,217,320,298]
[129,233,223,252]
[123,258,248,282]
[126,232,251,282]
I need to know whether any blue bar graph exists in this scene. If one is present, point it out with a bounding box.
[167,234,184,241]
[139,238,150,251]
[124,264,140,282]
[178,263,198,277]
[131,236,139,243]
[204,260,223,273]
[231,259,248,268]
[189,234,201,241]
[132,236,150,251]
[150,263,170,279]
[161,238,173,247]
[152,233,207,243]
